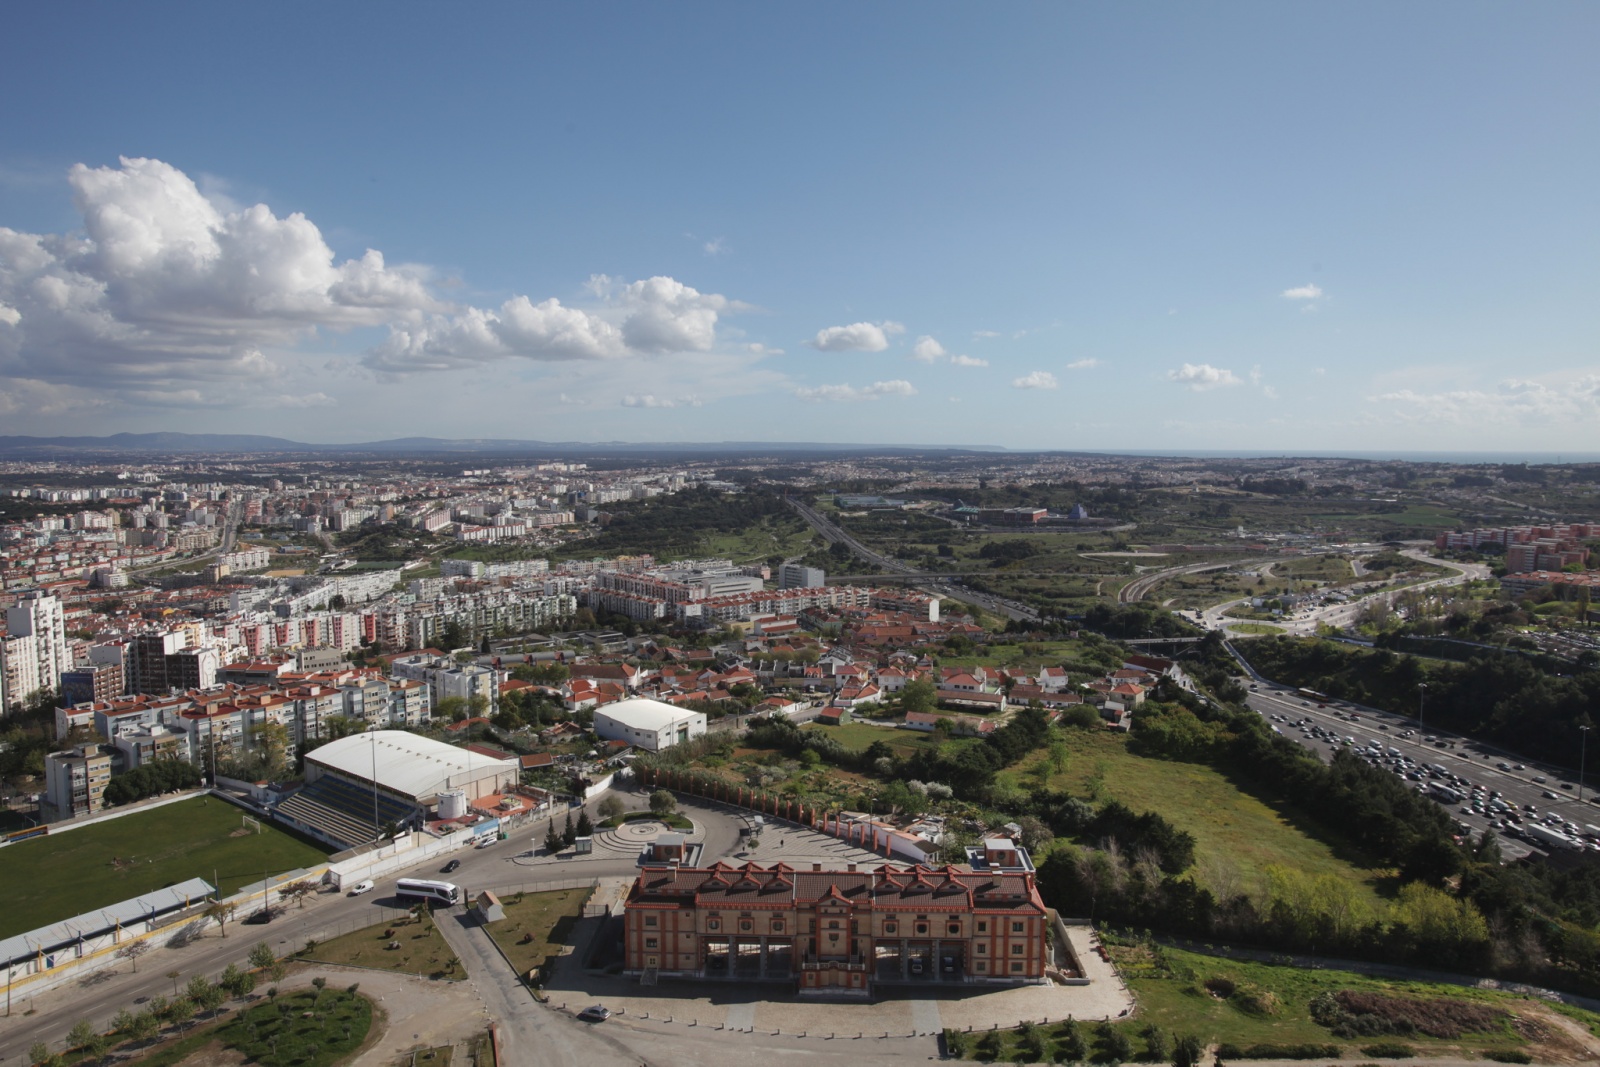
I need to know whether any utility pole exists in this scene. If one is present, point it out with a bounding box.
[1581,725,1591,804]
[370,726,380,843]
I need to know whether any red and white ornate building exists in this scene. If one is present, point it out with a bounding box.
[622,858,1049,993]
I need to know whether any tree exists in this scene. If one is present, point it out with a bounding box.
[115,939,151,972]
[1096,1020,1132,1064]
[544,817,562,853]
[597,794,625,820]
[562,811,575,847]
[649,789,677,817]
[66,1019,102,1059]
[900,677,938,714]
[1016,815,1054,852]
[189,976,226,1018]
[130,1011,160,1045]
[311,975,327,1007]
[1141,1024,1171,1064]
[278,879,316,909]
[165,997,195,1031]
[576,810,593,837]
[27,1041,58,1067]
[247,941,276,970]
[1172,1034,1204,1067]
[204,900,234,938]
[111,1009,136,1039]
[1059,1019,1088,1064]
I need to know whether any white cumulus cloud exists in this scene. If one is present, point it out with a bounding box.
[794,379,918,402]
[1066,358,1100,370]
[808,320,904,352]
[621,394,702,409]
[1371,376,1600,425]
[0,156,751,410]
[909,335,986,367]
[1282,283,1324,300]
[1012,370,1058,390]
[1167,363,1242,391]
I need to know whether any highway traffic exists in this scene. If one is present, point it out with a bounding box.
[1239,672,1599,863]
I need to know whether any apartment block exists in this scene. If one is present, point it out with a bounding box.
[44,744,113,819]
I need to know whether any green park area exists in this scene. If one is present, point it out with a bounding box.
[298,906,462,979]
[798,720,946,757]
[0,798,329,939]
[480,887,590,983]
[1004,729,1390,912]
[119,988,372,1067]
[951,938,1595,1063]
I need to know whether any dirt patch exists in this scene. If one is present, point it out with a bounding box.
[1516,1003,1600,1065]
[169,1038,249,1066]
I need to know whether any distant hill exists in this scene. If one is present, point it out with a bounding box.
[0,432,1008,457]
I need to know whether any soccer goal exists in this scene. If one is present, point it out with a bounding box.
[241,814,263,834]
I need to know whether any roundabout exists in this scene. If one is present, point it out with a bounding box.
[604,817,689,846]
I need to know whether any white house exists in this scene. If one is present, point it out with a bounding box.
[593,697,707,753]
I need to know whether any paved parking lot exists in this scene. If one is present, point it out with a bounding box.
[731,820,898,870]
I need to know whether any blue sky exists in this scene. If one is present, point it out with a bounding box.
[1,2,1597,451]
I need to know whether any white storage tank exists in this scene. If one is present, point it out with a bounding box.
[438,789,467,820]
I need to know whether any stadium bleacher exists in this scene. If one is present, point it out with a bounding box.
[273,775,420,850]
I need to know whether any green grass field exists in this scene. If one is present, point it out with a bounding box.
[801,720,944,756]
[299,909,462,979]
[0,798,329,939]
[1007,730,1389,910]
[481,887,588,981]
[1227,622,1284,635]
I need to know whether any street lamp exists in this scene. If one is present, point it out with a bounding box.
[1417,683,1427,730]
[1580,725,1591,804]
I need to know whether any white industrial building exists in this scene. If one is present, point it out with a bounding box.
[304,730,518,804]
[275,730,520,849]
[593,698,707,752]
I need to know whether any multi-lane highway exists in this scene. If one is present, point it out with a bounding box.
[787,496,1039,622]
[1236,660,1599,862]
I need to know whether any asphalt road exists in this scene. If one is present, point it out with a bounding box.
[1235,666,1600,863]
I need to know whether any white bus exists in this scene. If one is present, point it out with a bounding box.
[395,878,461,907]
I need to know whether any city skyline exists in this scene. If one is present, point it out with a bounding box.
[2,3,1598,451]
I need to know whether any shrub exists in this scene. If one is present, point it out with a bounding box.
[944,1029,969,1057]
[1331,991,1505,1039]
[1231,985,1279,1017]
[1214,1043,1340,1060]
[1481,1053,1531,1064]
[1360,1044,1417,1059]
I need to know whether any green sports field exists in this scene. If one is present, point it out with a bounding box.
[0,797,330,939]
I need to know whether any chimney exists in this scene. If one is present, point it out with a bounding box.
[847,863,857,872]
[813,863,822,872]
